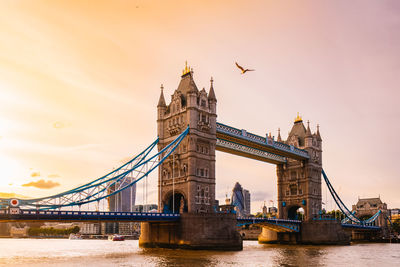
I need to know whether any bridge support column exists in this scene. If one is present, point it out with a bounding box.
[258,227,299,244]
[258,227,278,243]
[139,213,242,250]
[258,221,351,245]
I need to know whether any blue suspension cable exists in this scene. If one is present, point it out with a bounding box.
[5,127,189,210]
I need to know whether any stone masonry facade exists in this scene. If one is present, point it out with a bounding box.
[277,115,323,220]
[157,66,217,214]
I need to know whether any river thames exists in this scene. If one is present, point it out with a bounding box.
[0,239,398,266]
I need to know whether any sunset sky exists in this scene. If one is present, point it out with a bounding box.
[0,1,399,213]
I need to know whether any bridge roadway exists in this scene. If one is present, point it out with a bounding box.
[0,209,381,233]
[237,217,301,232]
[0,209,180,223]
[216,122,309,164]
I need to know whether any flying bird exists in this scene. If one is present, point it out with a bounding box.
[235,62,255,74]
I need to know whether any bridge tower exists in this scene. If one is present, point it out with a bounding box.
[140,64,241,250]
[157,63,217,213]
[277,115,322,220]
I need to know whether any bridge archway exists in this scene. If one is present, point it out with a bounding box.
[287,206,305,221]
[163,191,187,214]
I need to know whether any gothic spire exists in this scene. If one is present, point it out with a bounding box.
[157,84,166,107]
[306,120,312,137]
[277,128,282,142]
[316,124,322,141]
[208,76,217,101]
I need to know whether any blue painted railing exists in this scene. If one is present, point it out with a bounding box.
[0,209,180,222]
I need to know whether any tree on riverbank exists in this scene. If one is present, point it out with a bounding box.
[28,226,80,237]
[391,219,400,234]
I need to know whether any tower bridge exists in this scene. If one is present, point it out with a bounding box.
[0,64,387,249]
[156,66,322,223]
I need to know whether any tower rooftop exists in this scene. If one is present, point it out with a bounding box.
[176,62,198,95]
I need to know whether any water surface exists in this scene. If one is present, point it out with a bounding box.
[0,239,398,266]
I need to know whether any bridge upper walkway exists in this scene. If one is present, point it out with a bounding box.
[216,122,309,164]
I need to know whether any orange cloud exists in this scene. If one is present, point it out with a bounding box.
[22,179,60,189]
[31,172,40,177]
[0,192,31,199]
[48,174,60,178]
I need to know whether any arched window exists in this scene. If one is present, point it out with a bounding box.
[183,164,187,174]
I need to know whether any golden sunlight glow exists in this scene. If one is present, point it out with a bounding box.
[0,0,398,210]
[0,154,21,187]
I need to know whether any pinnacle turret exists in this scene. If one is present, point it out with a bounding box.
[157,84,166,107]
[277,128,282,142]
[208,77,217,101]
[316,124,322,141]
[306,120,312,137]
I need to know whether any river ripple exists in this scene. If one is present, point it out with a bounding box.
[0,239,399,266]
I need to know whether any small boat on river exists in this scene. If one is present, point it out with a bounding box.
[108,234,125,241]
[69,233,82,240]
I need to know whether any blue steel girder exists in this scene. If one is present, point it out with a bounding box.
[237,217,301,232]
[216,138,287,164]
[0,127,189,210]
[216,122,309,161]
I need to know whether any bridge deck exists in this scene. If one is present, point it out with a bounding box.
[237,217,301,232]
[0,209,180,223]
[216,122,309,163]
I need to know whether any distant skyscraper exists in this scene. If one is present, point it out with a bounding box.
[108,176,136,212]
[231,182,251,217]
[243,189,251,217]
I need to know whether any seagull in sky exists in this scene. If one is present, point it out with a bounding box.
[235,62,255,74]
